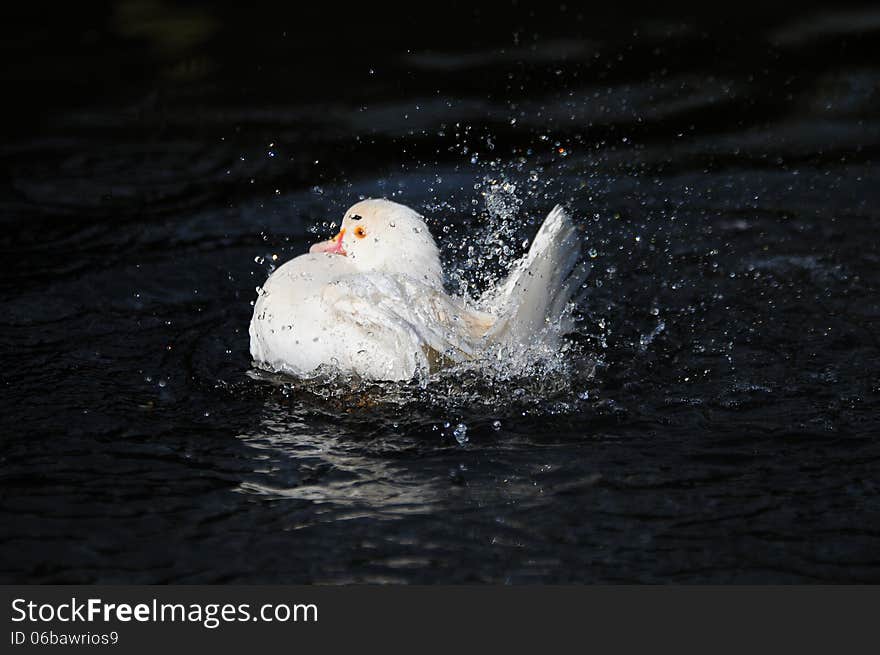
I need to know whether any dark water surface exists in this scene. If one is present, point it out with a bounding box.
[2,3,880,582]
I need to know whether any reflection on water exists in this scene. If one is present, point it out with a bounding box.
[236,398,446,514]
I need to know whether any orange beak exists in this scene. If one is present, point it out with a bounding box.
[309,228,347,255]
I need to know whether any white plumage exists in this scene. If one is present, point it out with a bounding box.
[249,199,587,381]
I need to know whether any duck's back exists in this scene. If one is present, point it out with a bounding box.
[249,253,355,376]
[248,253,429,380]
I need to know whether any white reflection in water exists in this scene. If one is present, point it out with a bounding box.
[234,396,445,515]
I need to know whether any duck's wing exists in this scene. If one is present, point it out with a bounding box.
[322,273,493,362]
[481,205,588,347]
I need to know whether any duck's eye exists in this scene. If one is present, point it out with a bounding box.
[354,225,367,239]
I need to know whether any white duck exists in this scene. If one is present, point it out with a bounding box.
[249,199,587,381]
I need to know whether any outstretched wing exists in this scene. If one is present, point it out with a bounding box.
[482,205,588,346]
[322,274,493,366]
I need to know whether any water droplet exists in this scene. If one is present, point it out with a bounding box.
[453,423,468,446]
[492,420,502,430]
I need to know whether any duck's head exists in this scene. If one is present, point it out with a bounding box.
[310,199,444,288]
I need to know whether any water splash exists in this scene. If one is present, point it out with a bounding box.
[639,320,666,350]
